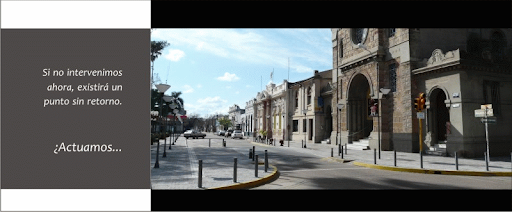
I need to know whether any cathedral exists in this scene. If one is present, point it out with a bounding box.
[331,28,512,157]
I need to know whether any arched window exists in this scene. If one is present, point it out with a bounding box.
[338,36,343,58]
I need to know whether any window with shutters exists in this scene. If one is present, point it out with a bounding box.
[307,87,312,105]
[293,120,298,132]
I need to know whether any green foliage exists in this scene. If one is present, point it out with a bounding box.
[218,117,232,130]
[151,41,170,63]
[170,91,184,108]
[259,130,267,137]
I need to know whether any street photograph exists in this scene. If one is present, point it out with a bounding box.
[149,29,512,195]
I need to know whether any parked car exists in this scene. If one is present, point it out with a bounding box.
[218,130,226,136]
[184,130,206,139]
[231,130,243,139]
[224,129,233,137]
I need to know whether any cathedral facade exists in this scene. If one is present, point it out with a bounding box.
[331,28,512,157]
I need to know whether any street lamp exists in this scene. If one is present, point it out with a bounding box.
[377,88,391,159]
[163,95,174,148]
[154,83,170,168]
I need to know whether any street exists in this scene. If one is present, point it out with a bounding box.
[151,133,511,211]
[197,133,511,190]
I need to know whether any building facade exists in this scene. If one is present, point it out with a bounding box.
[228,104,244,130]
[244,98,256,136]
[332,28,512,157]
[254,80,290,141]
[287,69,333,144]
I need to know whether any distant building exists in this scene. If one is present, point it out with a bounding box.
[228,104,244,130]
[244,98,256,136]
[254,80,289,141]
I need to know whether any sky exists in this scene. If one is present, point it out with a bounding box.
[151,29,332,118]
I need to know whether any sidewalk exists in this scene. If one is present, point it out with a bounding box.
[253,139,512,176]
[150,135,277,190]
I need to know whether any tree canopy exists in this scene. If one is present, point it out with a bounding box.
[218,117,232,130]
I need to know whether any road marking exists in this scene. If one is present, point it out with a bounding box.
[279,167,366,173]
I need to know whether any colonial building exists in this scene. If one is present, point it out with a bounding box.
[254,80,289,141]
[332,28,512,157]
[287,69,333,144]
[228,104,244,130]
[244,98,256,136]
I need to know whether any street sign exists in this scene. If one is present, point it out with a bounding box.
[481,117,497,124]
[481,104,492,109]
[417,112,425,119]
[474,109,493,117]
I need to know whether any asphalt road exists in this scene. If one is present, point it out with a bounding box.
[207,134,511,190]
[155,133,511,211]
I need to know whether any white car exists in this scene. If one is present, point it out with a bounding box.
[231,130,243,139]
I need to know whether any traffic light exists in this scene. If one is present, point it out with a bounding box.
[418,93,426,111]
[414,93,426,112]
[414,98,420,112]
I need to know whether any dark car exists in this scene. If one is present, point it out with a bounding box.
[184,130,206,139]
[218,130,226,136]
[224,129,233,137]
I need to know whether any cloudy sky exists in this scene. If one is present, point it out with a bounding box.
[151,29,332,117]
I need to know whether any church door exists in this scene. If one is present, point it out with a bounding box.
[347,74,373,142]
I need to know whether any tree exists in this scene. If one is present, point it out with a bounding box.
[218,117,232,131]
[170,91,184,107]
[150,40,170,85]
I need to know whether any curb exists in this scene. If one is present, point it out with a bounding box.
[207,164,280,190]
[321,157,353,163]
[250,141,276,148]
[352,161,512,176]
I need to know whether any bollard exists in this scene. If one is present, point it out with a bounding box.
[233,158,237,182]
[420,151,423,169]
[288,140,290,147]
[341,146,344,159]
[345,143,348,155]
[265,150,268,172]
[198,159,202,188]
[249,149,252,159]
[223,139,226,147]
[485,152,489,171]
[331,148,333,157]
[252,146,255,161]
[394,149,397,167]
[338,144,341,156]
[374,149,377,164]
[154,139,160,168]
[455,152,458,170]
[255,155,259,177]
[209,139,211,147]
